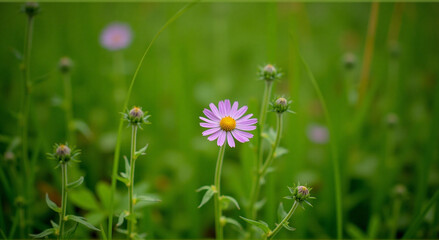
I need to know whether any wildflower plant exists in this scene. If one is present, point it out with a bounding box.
[198,100,257,240]
[116,106,159,240]
[30,143,99,239]
[100,22,133,51]
[241,184,315,240]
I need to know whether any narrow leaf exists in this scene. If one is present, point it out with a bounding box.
[29,228,55,238]
[240,216,271,234]
[124,156,130,175]
[67,215,100,231]
[282,223,296,232]
[100,224,108,240]
[45,193,61,213]
[198,187,215,208]
[221,195,240,210]
[134,144,148,158]
[137,195,161,203]
[225,217,243,230]
[278,202,288,222]
[117,211,128,227]
[274,147,288,158]
[196,185,210,192]
[67,176,84,190]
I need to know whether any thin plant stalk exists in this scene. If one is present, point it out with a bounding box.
[214,144,226,240]
[358,2,379,104]
[248,80,273,218]
[20,13,35,236]
[267,201,299,240]
[107,2,198,238]
[58,164,68,240]
[127,126,137,239]
[300,53,342,239]
[62,73,75,145]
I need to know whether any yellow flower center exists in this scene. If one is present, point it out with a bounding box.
[220,116,236,131]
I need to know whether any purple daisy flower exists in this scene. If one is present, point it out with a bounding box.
[100,22,132,51]
[200,100,257,148]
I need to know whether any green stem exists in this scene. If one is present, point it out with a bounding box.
[260,113,283,175]
[214,144,226,240]
[248,81,273,219]
[128,126,137,239]
[268,201,299,240]
[300,54,343,239]
[107,3,197,238]
[20,14,35,236]
[63,73,75,145]
[388,198,401,239]
[58,164,68,240]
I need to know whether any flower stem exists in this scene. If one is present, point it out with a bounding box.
[267,201,299,240]
[128,125,137,239]
[20,14,35,236]
[248,81,273,217]
[108,3,198,238]
[63,73,75,145]
[214,144,226,240]
[58,163,68,240]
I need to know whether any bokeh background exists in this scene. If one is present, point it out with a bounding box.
[1,2,439,239]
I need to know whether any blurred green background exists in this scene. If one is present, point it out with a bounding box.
[1,2,439,239]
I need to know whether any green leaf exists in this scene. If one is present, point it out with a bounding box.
[67,215,100,231]
[99,224,108,240]
[240,216,271,234]
[277,202,287,222]
[255,198,266,210]
[136,195,161,203]
[134,144,148,159]
[123,156,130,175]
[116,211,128,227]
[274,147,288,158]
[282,223,296,231]
[221,195,240,210]
[198,187,215,208]
[85,211,106,226]
[225,217,243,230]
[261,128,276,145]
[196,185,210,192]
[64,222,79,239]
[67,176,84,190]
[69,188,100,211]
[97,181,112,210]
[45,193,61,213]
[29,228,55,238]
[50,220,59,229]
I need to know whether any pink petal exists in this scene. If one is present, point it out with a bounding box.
[199,116,218,124]
[234,129,254,139]
[202,127,220,136]
[233,105,248,119]
[236,119,258,125]
[203,109,219,121]
[208,130,222,141]
[217,131,226,146]
[230,101,239,117]
[236,124,256,131]
[200,122,219,128]
[224,99,231,116]
[209,103,222,119]
[227,132,235,148]
[231,130,249,143]
[218,101,226,117]
[236,113,253,122]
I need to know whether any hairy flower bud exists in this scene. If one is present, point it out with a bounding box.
[56,144,71,157]
[124,106,151,127]
[48,143,79,164]
[258,64,282,81]
[59,57,73,74]
[271,97,293,114]
[22,2,40,17]
[287,184,314,203]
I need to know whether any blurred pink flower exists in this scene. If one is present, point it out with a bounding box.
[100,22,132,51]
[307,124,329,144]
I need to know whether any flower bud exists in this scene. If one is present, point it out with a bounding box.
[22,2,40,17]
[287,184,313,202]
[259,64,282,81]
[272,97,290,113]
[56,144,71,157]
[48,143,79,163]
[59,57,73,74]
[124,106,150,126]
[343,52,356,70]
[297,186,310,199]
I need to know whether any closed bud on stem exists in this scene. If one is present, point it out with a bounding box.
[124,106,151,127]
[270,97,293,114]
[286,184,314,203]
[258,64,282,81]
[22,2,40,17]
[343,52,356,70]
[59,57,73,74]
[48,143,80,164]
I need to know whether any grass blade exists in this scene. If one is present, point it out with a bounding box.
[107,1,199,239]
[403,190,439,239]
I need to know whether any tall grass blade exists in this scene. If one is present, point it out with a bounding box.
[107,2,199,239]
[403,190,439,239]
